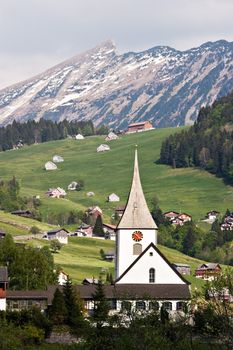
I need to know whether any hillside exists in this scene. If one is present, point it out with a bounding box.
[0,128,233,227]
[0,40,233,128]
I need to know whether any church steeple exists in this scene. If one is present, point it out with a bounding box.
[117,148,157,229]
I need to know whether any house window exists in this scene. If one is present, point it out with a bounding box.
[121,301,132,312]
[133,243,142,255]
[149,268,155,283]
[176,301,186,311]
[149,301,159,311]
[162,302,172,311]
[136,301,146,311]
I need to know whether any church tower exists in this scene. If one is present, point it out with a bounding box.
[115,148,158,279]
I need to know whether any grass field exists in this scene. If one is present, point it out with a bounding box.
[0,128,233,225]
[28,236,207,291]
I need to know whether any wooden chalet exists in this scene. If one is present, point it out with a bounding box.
[126,121,153,133]
[11,210,33,218]
[195,263,221,280]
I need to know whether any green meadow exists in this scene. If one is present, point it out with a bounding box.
[0,127,232,224]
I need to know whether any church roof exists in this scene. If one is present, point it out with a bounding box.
[117,149,157,229]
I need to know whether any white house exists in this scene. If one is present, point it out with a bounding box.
[46,228,69,244]
[53,155,64,163]
[97,144,110,152]
[75,134,84,140]
[46,187,67,198]
[108,193,120,202]
[0,267,8,311]
[58,271,69,285]
[45,161,57,171]
[68,181,78,191]
[105,132,119,141]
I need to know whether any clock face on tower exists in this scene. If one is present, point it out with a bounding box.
[132,231,143,242]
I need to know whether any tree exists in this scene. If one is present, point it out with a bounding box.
[50,239,62,253]
[63,277,85,330]
[93,215,105,237]
[49,288,67,325]
[92,277,110,328]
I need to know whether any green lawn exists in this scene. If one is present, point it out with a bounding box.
[0,128,232,225]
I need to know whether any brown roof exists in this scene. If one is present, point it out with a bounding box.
[117,149,157,229]
[128,122,150,127]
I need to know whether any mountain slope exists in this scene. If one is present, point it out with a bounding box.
[0,39,233,128]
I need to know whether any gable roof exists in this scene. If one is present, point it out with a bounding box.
[117,149,157,229]
[47,228,69,235]
[115,243,190,285]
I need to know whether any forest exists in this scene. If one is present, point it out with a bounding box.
[159,91,233,184]
[0,119,108,151]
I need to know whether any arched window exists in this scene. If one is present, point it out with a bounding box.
[149,301,159,311]
[136,301,146,311]
[162,302,172,311]
[149,268,155,283]
[133,243,142,255]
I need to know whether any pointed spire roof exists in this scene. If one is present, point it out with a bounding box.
[117,148,157,229]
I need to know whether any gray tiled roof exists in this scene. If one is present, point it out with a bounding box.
[0,267,8,282]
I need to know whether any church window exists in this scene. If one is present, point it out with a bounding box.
[133,243,142,255]
[149,301,159,311]
[149,252,153,256]
[149,268,155,283]
[136,301,146,310]
[162,302,172,311]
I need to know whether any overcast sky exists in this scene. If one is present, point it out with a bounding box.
[0,0,233,89]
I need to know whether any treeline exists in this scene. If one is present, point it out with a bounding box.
[159,91,233,183]
[0,234,57,290]
[0,119,109,151]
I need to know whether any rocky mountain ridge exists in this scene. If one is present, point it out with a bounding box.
[0,39,232,128]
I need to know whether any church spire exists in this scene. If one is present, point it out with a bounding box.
[117,148,157,229]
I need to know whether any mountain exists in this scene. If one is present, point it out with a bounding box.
[0,40,233,128]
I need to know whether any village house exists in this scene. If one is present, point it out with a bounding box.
[44,161,57,171]
[221,213,233,231]
[86,206,102,220]
[163,211,192,225]
[206,210,220,221]
[58,271,69,285]
[172,263,191,275]
[74,223,93,237]
[103,223,116,240]
[68,181,78,191]
[52,155,64,163]
[45,228,69,244]
[126,121,154,133]
[104,251,115,261]
[195,263,221,281]
[105,131,119,141]
[163,211,180,221]
[108,193,120,202]
[97,144,110,152]
[11,209,33,218]
[46,187,67,198]
[0,230,6,239]
[82,278,99,285]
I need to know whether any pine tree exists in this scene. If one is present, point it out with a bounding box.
[49,287,67,325]
[93,215,105,237]
[92,277,110,328]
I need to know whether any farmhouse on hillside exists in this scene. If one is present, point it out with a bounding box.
[126,121,154,133]
[45,228,69,244]
[52,155,64,163]
[45,187,67,198]
[108,193,120,202]
[44,161,57,171]
[68,181,78,191]
[195,263,221,281]
[97,144,110,152]
[172,263,191,275]
[206,210,220,221]
[11,209,33,218]
[105,131,119,141]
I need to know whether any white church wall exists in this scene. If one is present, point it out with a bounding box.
[116,229,157,278]
[116,245,186,284]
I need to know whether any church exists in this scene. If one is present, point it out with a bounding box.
[2,149,190,314]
